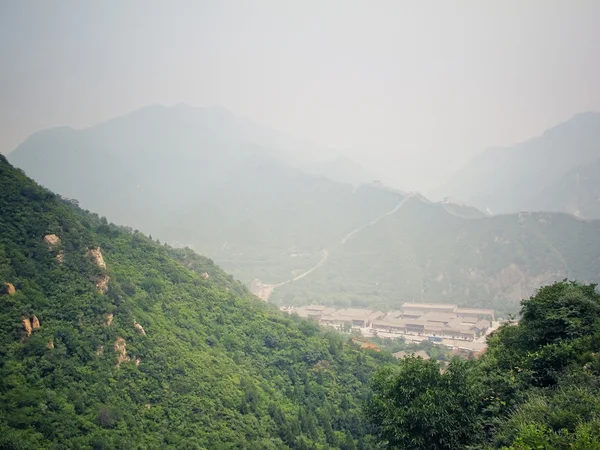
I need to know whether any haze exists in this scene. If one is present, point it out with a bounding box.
[2,0,600,191]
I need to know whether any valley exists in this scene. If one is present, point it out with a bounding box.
[3,3,600,448]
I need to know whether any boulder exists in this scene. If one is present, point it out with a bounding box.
[114,337,130,367]
[96,275,110,294]
[22,317,32,337]
[43,234,61,247]
[88,247,106,269]
[134,321,146,336]
[4,282,15,295]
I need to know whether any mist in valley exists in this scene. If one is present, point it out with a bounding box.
[2,1,600,449]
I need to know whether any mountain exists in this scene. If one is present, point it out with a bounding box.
[532,157,600,218]
[432,112,600,217]
[0,154,394,448]
[271,194,600,315]
[8,104,398,284]
[302,155,375,186]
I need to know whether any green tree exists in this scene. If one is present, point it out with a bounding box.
[367,357,481,450]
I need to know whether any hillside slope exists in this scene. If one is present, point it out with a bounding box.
[0,155,392,449]
[532,157,600,218]
[272,195,600,315]
[432,112,600,216]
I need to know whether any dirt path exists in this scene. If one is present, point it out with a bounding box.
[252,192,415,300]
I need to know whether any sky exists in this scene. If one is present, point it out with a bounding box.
[1,0,600,191]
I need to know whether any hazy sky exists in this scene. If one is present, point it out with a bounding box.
[2,0,599,190]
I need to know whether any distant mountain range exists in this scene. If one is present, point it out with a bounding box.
[7,104,388,284]
[432,112,600,218]
[8,105,600,313]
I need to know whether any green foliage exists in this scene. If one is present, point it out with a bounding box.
[367,357,481,450]
[0,155,396,449]
[366,280,600,449]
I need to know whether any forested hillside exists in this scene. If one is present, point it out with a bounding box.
[0,155,393,449]
[273,195,600,315]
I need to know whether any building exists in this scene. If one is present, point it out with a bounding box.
[371,308,491,340]
[402,303,457,314]
[320,308,385,328]
[284,302,494,343]
[455,307,495,321]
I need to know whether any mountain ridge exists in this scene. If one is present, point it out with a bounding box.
[432,111,600,217]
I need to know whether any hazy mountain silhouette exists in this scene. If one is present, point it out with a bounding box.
[433,112,600,217]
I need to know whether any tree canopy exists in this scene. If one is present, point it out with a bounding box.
[367,280,600,449]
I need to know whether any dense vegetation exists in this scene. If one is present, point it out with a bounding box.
[0,155,396,449]
[367,280,600,449]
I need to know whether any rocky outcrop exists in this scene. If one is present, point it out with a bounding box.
[134,321,146,336]
[88,247,106,269]
[89,248,109,293]
[47,340,54,349]
[22,317,32,337]
[56,250,65,263]
[135,357,141,367]
[96,275,110,294]
[201,272,210,279]
[4,282,15,295]
[43,234,61,247]
[104,313,114,327]
[32,315,40,329]
[114,337,130,367]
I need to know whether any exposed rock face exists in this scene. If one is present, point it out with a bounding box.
[104,313,114,327]
[4,282,15,295]
[96,275,110,294]
[201,272,210,279]
[43,234,61,247]
[88,247,106,269]
[88,248,109,293]
[47,340,54,349]
[56,250,65,263]
[22,317,32,337]
[134,321,146,336]
[135,357,141,366]
[114,337,130,367]
[32,315,40,329]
